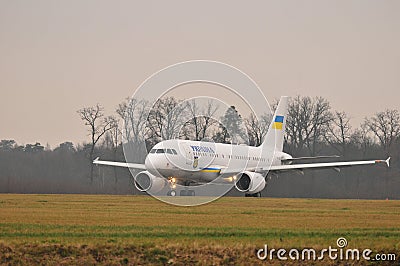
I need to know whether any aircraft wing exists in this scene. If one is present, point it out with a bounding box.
[281,155,340,162]
[266,157,390,172]
[93,158,146,170]
[220,158,390,175]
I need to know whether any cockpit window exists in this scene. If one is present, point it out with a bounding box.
[166,149,173,154]
[150,149,156,153]
[156,149,165,153]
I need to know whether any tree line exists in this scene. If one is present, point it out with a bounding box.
[1,96,399,198]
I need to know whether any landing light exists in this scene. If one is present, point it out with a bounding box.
[168,177,177,184]
[224,176,237,182]
[168,177,177,188]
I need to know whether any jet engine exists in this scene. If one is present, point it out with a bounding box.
[134,171,166,194]
[235,171,266,194]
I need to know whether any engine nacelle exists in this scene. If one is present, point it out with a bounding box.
[278,152,293,165]
[134,171,166,194]
[235,171,266,194]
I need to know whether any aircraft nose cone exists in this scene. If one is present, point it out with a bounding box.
[145,154,162,176]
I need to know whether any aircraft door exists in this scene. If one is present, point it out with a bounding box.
[183,144,194,165]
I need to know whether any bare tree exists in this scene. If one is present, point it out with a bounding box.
[117,98,149,144]
[147,97,188,142]
[286,96,333,156]
[364,109,400,156]
[363,109,400,198]
[324,111,352,157]
[117,98,149,163]
[103,117,120,183]
[351,124,375,157]
[245,113,271,146]
[77,104,116,182]
[185,99,219,141]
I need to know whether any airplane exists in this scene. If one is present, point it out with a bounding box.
[94,96,390,197]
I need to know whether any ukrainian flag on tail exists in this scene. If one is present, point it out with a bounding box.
[272,115,284,130]
[263,96,288,152]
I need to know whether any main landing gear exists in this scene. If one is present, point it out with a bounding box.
[167,179,195,196]
[167,189,195,196]
[245,192,261,197]
[180,190,195,196]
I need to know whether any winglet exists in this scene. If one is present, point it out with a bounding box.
[375,157,390,167]
[386,157,391,167]
[93,157,100,163]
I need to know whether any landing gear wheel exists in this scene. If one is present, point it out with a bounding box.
[245,192,261,197]
[180,190,195,196]
[167,190,177,196]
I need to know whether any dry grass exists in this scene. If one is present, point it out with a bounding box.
[0,194,399,265]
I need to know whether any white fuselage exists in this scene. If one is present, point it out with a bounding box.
[145,139,289,183]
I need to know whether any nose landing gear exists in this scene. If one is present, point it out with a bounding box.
[167,190,176,196]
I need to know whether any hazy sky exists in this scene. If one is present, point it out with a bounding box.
[1,0,399,147]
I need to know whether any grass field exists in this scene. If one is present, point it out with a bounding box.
[0,194,399,265]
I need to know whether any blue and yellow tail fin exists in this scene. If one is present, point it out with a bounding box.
[262,96,289,152]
